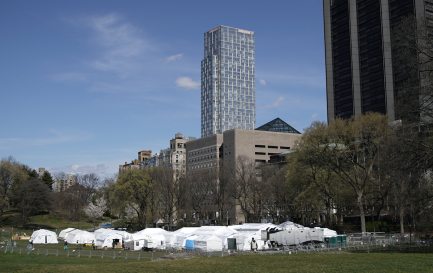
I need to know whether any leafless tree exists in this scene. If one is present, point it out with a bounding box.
[229,156,267,223]
[184,169,217,224]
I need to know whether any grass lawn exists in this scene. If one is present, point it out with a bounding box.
[1,212,109,238]
[1,252,432,273]
[29,214,99,230]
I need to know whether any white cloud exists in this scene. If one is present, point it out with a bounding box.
[165,53,183,63]
[259,79,267,86]
[175,76,200,90]
[0,130,91,150]
[272,96,284,108]
[50,163,116,179]
[85,13,152,77]
[260,96,285,109]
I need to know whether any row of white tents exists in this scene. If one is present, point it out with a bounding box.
[30,221,338,252]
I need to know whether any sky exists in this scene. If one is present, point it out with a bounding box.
[0,0,326,178]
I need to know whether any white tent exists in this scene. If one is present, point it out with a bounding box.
[94,228,133,241]
[30,229,58,244]
[319,227,338,238]
[94,229,124,248]
[167,227,198,249]
[278,221,305,230]
[183,226,238,251]
[127,228,172,250]
[58,228,76,240]
[269,226,337,245]
[194,234,223,252]
[230,223,279,251]
[65,230,95,244]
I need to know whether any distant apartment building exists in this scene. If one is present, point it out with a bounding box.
[119,159,141,173]
[157,133,195,181]
[53,174,77,192]
[201,25,256,137]
[37,167,46,177]
[120,133,195,181]
[138,150,152,163]
[186,118,302,224]
[119,150,153,173]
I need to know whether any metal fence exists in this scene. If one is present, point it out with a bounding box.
[2,234,432,261]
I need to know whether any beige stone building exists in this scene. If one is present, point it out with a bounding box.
[53,173,77,192]
[138,150,152,163]
[185,118,302,224]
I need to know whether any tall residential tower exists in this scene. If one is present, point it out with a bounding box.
[201,25,256,137]
[324,0,433,122]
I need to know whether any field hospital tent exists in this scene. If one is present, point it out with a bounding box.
[167,227,198,249]
[184,226,238,252]
[194,234,224,252]
[278,221,305,230]
[94,229,124,248]
[30,229,58,244]
[268,221,338,245]
[230,223,280,251]
[65,229,95,244]
[126,228,172,250]
[58,228,76,240]
[319,227,338,238]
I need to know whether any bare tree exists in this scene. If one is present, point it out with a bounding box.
[184,169,216,224]
[150,167,177,228]
[229,156,267,223]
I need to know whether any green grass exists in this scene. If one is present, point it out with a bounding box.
[29,214,99,230]
[1,211,107,233]
[1,252,433,273]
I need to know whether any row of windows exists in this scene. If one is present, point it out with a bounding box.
[188,155,217,163]
[254,145,291,149]
[188,146,218,156]
[189,162,218,170]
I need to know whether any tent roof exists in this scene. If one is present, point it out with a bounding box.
[232,223,279,232]
[279,221,305,230]
[32,229,56,237]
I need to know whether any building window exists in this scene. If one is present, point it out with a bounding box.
[255,144,265,148]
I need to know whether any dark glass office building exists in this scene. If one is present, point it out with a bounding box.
[324,0,433,122]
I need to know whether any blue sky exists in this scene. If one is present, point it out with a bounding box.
[0,0,325,177]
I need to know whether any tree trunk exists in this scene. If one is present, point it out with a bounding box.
[399,206,405,234]
[357,193,366,234]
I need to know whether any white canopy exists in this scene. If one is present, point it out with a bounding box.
[58,228,76,240]
[183,226,238,250]
[167,227,199,249]
[194,234,224,252]
[30,229,58,244]
[65,230,95,244]
[279,221,305,230]
[131,228,172,250]
[230,223,278,251]
[94,229,123,248]
[316,227,338,238]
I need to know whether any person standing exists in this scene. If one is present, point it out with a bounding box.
[251,238,258,252]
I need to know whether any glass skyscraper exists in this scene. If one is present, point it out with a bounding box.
[201,25,255,137]
[324,0,433,122]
